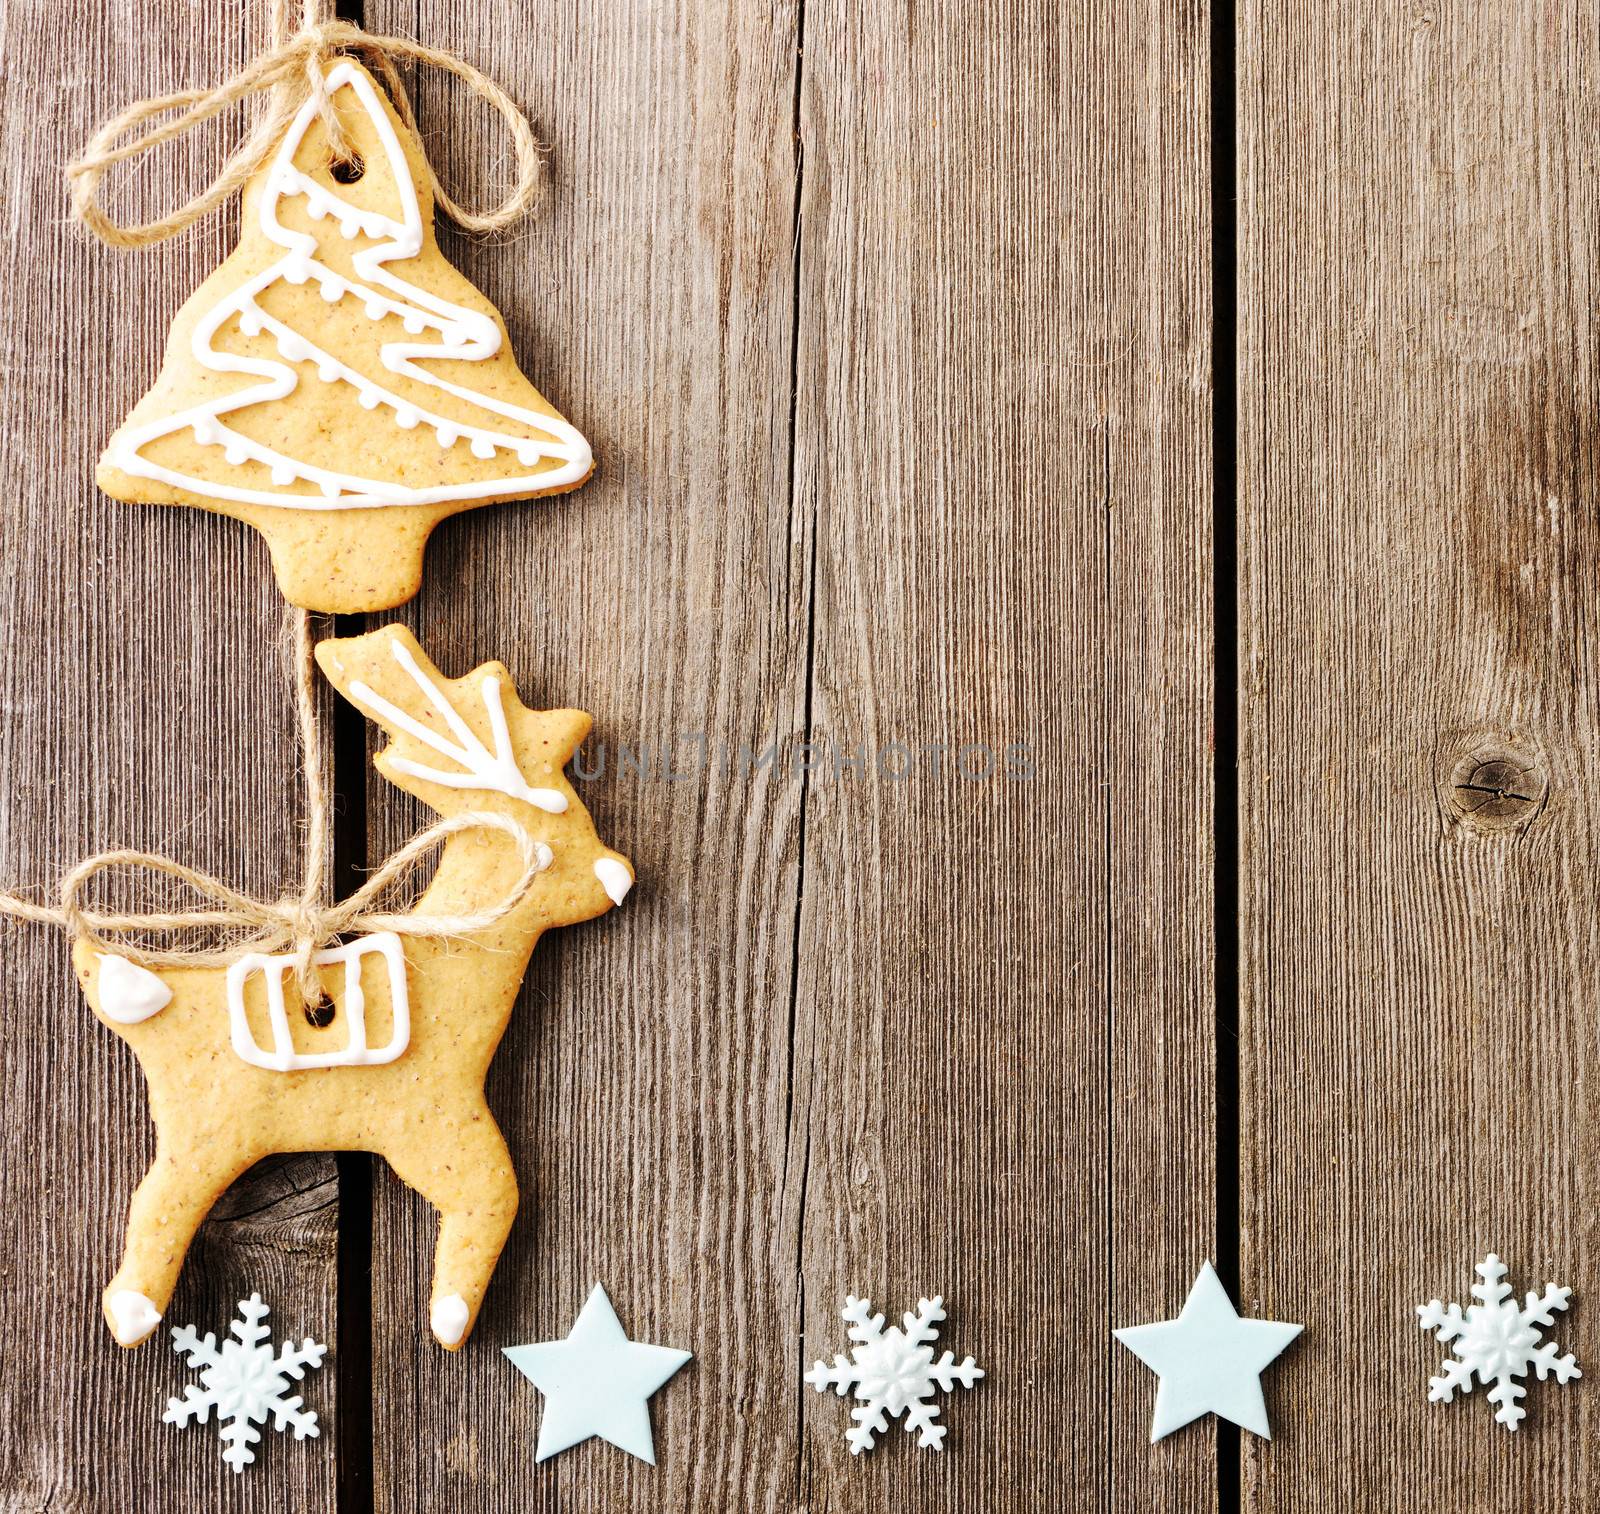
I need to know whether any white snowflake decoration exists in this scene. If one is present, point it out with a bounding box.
[805,1294,983,1453]
[1417,1253,1580,1431]
[163,1293,328,1471]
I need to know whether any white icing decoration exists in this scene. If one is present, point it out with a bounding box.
[96,954,174,1024]
[347,639,569,814]
[108,1289,163,1346]
[106,61,591,511]
[593,858,632,906]
[431,1294,470,1346]
[224,931,411,1072]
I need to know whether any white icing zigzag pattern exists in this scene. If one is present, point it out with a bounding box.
[107,63,591,511]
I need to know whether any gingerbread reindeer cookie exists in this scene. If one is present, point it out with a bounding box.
[76,626,632,1351]
[98,60,592,612]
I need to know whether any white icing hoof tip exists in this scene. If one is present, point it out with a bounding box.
[107,1290,163,1347]
[594,858,633,906]
[431,1293,470,1348]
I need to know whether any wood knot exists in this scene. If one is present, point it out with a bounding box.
[1443,744,1548,833]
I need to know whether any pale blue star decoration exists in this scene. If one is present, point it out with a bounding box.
[1113,1262,1301,1441]
[503,1284,693,1465]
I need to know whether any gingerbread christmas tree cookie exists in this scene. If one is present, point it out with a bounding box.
[98,59,592,612]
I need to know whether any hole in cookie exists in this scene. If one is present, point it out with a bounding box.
[329,152,365,185]
[304,992,337,1028]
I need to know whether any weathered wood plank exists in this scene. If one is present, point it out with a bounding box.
[361,0,805,1508]
[0,4,339,1508]
[791,1,1213,1508]
[350,2,1214,1511]
[1238,1,1600,1503]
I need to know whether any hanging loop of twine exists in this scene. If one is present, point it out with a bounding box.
[0,609,551,1007]
[66,1,542,250]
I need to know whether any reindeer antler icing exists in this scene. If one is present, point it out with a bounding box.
[345,636,569,812]
[316,625,594,813]
[316,625,630,912]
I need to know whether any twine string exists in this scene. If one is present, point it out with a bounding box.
[289,597,329,994]
[0,610,550,1007]
[66,0,543,249]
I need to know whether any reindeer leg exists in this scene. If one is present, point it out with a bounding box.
[382,1105,519,1350]
[103,1137,254,1347]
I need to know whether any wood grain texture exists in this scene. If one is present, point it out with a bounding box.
[0,4,338,1509]
[359,1,1213,1510]
[1238,1,1600,1505]
[791,3,1213,1509]
[360,0,808,1508]
[0,0,1217,1507]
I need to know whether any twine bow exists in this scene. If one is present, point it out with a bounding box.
[66,0,543,249]
[0,612,552,1006]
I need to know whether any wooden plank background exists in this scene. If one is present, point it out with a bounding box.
[361,0,1212,1507]
[1237,1,1600,1506]
[2,0,1594,1510]
[0,4,340,1512]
